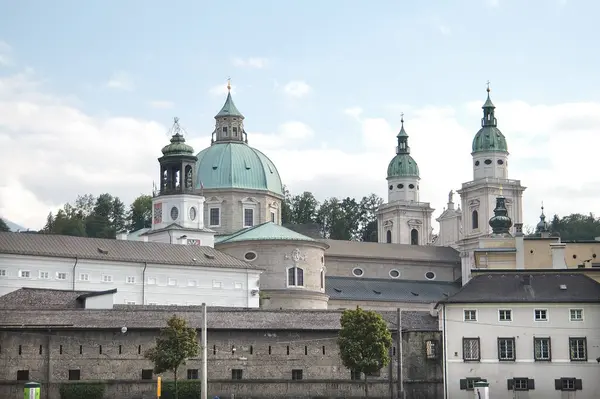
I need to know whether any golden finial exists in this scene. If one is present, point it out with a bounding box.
[486,80,491,93]
[227,77,231,92]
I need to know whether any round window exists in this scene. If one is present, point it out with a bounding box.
[170,206,179,221]
[475,160,480,166]
[425,271,436,280]
[189,207,197,221]
[409,184,415,189]
[352,268,364,277]
[244,252,257,261]
[389,185,393,190]
[497,159,504,165]
[484,159,492,165]
[389,269,400,278]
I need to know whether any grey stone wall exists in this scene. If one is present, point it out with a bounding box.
[0,328,443,399]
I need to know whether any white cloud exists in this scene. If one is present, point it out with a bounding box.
[106,71,134,91]
[232,57,269,69]
[148,100,175,109]
[0,40,13,66]
[344,107,363,120]
[283,81,311,98]
[209,83,236,96]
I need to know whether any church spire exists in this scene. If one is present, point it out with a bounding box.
[396,113,410,155]
[481,81,497,128]
[536,202,550,236]
[212,78,248,144]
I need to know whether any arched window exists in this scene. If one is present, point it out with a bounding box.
[287,267,304,287]
[410,229,419,245]
[472,210,479,229]
[386,230,392,243]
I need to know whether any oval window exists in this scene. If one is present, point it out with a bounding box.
[475,160,480,166]
[389,269,400,278]
[170,206,179,221]
[389,185,393,190]
[244,252,257,261]
[484,159,492,165]
[497,159,504,165]
[425,271,436,280]
[409,184,415,189]
[352,268,364,277]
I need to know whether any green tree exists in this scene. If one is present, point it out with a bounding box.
[111,197,127,233]
[281,185,293,224]
[550,213,600,241]
[145,315,200,399]
[358,194,384,242]
[85,193,118,238]
[291,191,319,224]
[337,306,393,397]
[128,194,153,231]
[0,218,9,232]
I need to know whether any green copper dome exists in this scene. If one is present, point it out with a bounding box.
[195,142,283,196]
[387,117,420,178]
[161,133,195,157]
[472,88,508,154]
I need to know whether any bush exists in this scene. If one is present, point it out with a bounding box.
[160,380,201,399]
[59,383,105,399]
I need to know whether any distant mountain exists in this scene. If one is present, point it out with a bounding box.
[2,219,29,232]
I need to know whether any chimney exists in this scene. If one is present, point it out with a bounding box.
[514,223,525,270]
[550,243,567,269]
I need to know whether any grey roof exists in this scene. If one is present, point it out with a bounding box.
[0,306,438,332]
[322,239,460,263]
[326,276,461,303]
[0,232,260,270]
[0,287,116,309]
[139,223,215,236]
[439,272,600,304]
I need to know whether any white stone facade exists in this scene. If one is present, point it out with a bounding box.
[377,201,434,245]
[0,253,261,307]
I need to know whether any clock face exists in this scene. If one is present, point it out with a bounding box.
[189,207,197,221]
[170,206,179,221]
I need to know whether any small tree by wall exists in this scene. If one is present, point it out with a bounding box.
[145,315,200,399]
[337,306,393,397]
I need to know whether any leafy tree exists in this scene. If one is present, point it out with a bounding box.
[291,191,319,224]
[0,218,9,232]
[281,185,293,224]
[112,197,127,233]
[358,194,384,242]
[337,306,392,397]
[145,315,200,399]
[128,194,153,231]
[550,213,600,241]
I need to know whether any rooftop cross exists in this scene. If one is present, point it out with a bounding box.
[227,77,232,92]
[486,80,491,92]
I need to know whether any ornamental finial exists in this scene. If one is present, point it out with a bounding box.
[400,112,404,124]
[486,80,491,93]
[227,77,232,92]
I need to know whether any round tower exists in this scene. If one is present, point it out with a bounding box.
[386,116,420,203]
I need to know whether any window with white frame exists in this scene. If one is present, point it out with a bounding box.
[79,273,89,281]
[0,269,6,277]
[499,309,512,321]
[534,337,551,360]
[287,266,304,287]
[209,207,220,227]
[39,271,49,279]
[212,280,222,289]
[570,308,583,321]
[464,310,477,321]
[188,280,197,287]
[498,337,516,361]
[234,282,243,289]
[126,276,136,284]
[168,278,177,286]
[125,300,136,305]
[19,270,31,278]
[147,277,156,285]
[56,272,67,280]
[243,208,254,227]
[569,337,587,361]
[534,309,547,321]
[102,274,113,283]
[462,338,480,361]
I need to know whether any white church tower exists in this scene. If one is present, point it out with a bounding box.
[377,116,434,245]
[457,85,526,282]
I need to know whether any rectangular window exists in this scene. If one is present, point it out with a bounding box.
[287,267,304,287]
[125,301,136,305]
[244,208,254,227]
[570,308,583,321]
[126,276,135,284]
[462,338,480,361]
[232,369,243,380]
[498,337,516,361]
[555,378,582,391]
[234,282,243,289]
[147,277,156,285]
[16,370,29,381]
[209,208,220,226]
[141,369,153,380]
[102,274,113,283]
[499,309,512,321]
[569,337,587,361]
[38,271,49,279]
[187,369,199,379]
[233,126,238,136]
[19,270,31,278]
[271,211,276,223]
[222,126,227,133]
[464,310,477,321]
[56,272,67,280]
[533,337,551,361]
[291,369,303,380]
[350,370,361,380]
[68,369,81,381]
[534,309,547,321]
[168,278,177,286]
[212,280,222,288]
[426,340,438,359]
[459,377,482,391]
[188,280,197,287]
[0,269,6,277]
[508,377,534,391]
[79,273,89,281]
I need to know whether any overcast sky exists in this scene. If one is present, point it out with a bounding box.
[1,0,599,231]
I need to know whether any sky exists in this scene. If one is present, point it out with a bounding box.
[1,0,599,232]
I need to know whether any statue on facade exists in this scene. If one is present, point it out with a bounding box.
[448,190,454,204]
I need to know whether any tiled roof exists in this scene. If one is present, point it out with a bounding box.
[0,232,260,270]
[0,287,115,309]
[326,276,460,303]
[216,222,322,245]
[0,306,438,332]
[440,272,600,304]
[321,239,460,262]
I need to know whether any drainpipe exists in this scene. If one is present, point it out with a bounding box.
[246,268,250,308]
[45,329,51,399]
[142,262,148,305]
[442,305,448,399]
[71,257,79,290]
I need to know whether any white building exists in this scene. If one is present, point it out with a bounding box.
[0,232,262,307]
[437,272,600,399]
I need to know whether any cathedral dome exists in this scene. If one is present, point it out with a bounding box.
[387,154,420,178]
[195,142,283,196]
[472,87,508,154]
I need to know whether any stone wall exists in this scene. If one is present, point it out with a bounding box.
[0,328,443,399]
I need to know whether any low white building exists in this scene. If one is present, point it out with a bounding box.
[0,232,262,307]
[437,272,600,399]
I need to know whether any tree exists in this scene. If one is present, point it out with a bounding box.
[128,194,153,232]
[281,185,293,225]
[0,218,9,232]
[145,315,200,399]
[291,191,319,224]
[358,194,384,242]
[337,306,393,396]
[550,213,600,241]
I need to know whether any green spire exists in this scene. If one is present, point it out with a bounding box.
[396,114,410,154]
[489,196,513,236]
[161,117,195,156]
[481,82,497,128]
[536,203,550,234]
[215,79,244,119]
